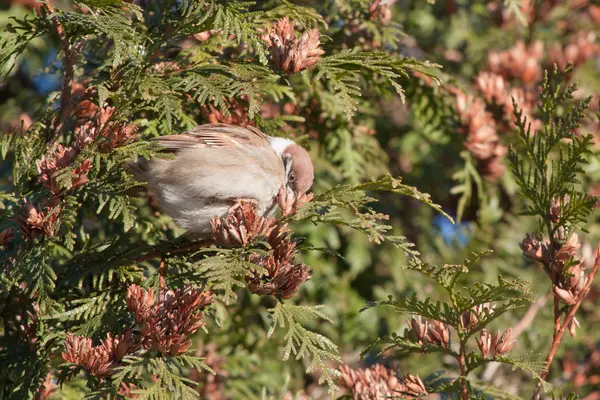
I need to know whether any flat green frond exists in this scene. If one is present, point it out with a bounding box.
[113,355,212,400]
[267,302,341,395]
[314,50,441,119]
[191,250,266,304]
[497,353,551,393]
[364,294,457,327]
[289,174,450,247]
[508,65,596,233]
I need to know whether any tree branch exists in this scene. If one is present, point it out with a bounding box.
[532,243,600,399]
[135,239,215,263]
[44,4,76,143]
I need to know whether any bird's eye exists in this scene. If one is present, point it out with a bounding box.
[289,172,296,182]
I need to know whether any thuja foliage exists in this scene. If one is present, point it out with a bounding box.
[359,67,599,399]
[362,250,543,398]
[508,66,597,236]
[1,0,599,399]
[0,0,445,398]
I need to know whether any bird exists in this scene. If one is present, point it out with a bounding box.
[128,123,314,235]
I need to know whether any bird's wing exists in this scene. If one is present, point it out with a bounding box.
[151,123,271,151]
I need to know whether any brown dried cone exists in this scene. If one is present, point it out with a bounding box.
[520,233,548,262]
[487,40,544,86]
[16,307,40,350]
[2,296,41,350]
[62,330,138,377]
[202,98,253,126]
[17,199,60,240]
[126,284,213,356]
[402,373,428,397]
[453,90,507,181]
[549,196,565,223]
[552,233,586,289]
[554,234,581,266]
[338,364,406,400]
[246,233,312,299]
[338,364,428,399]
[249,209,311,298]
[427,320,451,348]
[36,145,91,196]
[117,382,139,399]
[475,72,508,105]
[474,72,541,129]
[193,29,218,42]
[460,303,495,331]
[210,201,280,247]
[476,328,515,358]
[71,82,99,122]
[75,104,138,151]
[406,316,429,345]
[151,61,181,74]
[552,285,581,305]
[211,199,312,298]
[548,31,600,70]
[264,17,325,75]
[0,112,32,135]
[590,5,600,23]
[505,87,541,130]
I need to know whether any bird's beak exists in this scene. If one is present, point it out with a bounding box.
[286,186,296,205]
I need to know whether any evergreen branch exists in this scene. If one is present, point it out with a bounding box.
[0,13,47,77]
[468,378,526,400]
[533,245,600,398]
[288,174,452,245]
[44,4,77,141]
[451,151,485,224]
[362,332,457,360]
[498,354,550,393]
[267,302,341,395]
[363,294,457,327]
[184,250,266,304]
[265,1,327,29]
[200,1,268,64]
[113,354,212,400]
[314,50,441,119]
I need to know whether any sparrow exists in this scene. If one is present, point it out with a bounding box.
[129,123,314,234]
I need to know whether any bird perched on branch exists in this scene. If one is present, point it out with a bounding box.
[128,123,314,234]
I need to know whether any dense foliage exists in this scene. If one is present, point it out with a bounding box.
[0,0,599,399]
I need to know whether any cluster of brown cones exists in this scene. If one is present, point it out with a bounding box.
[210,201,312,299]
[62,283,213,377]
[338,364,428,399]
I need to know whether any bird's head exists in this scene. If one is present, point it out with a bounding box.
[281,144,314,204]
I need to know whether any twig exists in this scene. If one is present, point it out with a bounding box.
[458,341,469,400]
[159,257,166,287]
[512,294,549,339]
[532,244,600,399]
[43,4,76,143]
[135,239,215,263]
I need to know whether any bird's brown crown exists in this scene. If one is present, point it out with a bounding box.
[283,144,314,194]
